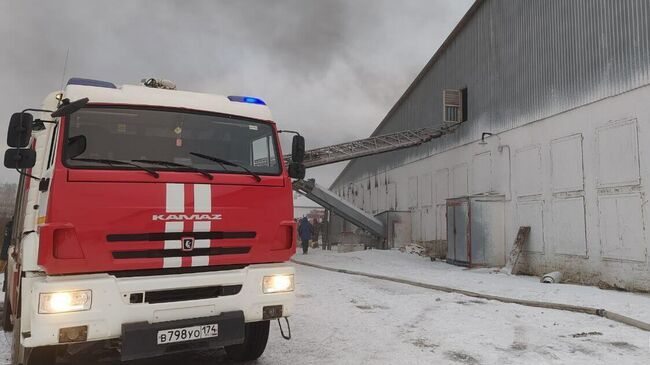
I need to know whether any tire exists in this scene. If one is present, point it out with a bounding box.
[224,320,270,362]
[23,347,57,365]
[11,318,57,365]
[2,287,12,332]
[11,318,22,365]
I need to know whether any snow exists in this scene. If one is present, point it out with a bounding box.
[0,331,9,364]
[293,249,650,325]
[1,260,649,364]
[268,264,650,364]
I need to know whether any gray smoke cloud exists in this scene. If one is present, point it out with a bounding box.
[0,0,473,192]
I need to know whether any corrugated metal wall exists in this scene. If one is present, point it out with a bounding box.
[332,0,650,189]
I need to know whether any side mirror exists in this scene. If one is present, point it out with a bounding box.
[51,98,89,118]
[66,135,87,159]
[288,162,306,180]
[7,112,33,147]
[4,148,36,169]
[291,135,305,164]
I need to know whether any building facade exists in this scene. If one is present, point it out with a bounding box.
[329,0,650,290]
[294,205,325,221]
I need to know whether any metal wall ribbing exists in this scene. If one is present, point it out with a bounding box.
[332,0,650,189]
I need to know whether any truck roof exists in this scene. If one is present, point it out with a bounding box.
[60,78,274,122]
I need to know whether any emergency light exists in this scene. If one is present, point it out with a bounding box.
[227,95,267,105]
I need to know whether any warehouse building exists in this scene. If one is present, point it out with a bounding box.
[328,0,650,291]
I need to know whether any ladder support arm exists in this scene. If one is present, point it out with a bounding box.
[293,179,385,238]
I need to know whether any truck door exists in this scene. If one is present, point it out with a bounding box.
[7,171,28,312]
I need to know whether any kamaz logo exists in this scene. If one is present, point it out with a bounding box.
[152,214,223,221]
[182,237,195,251]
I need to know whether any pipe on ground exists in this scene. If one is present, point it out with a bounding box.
[291,259,650,332]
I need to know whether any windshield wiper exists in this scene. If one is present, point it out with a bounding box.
[189,152,262,182]
[132,159,214,180]
[70,158,160,178]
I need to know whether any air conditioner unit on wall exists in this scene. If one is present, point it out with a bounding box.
[443,89,463,124]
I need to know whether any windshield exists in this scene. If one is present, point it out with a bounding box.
[64,107,281,175]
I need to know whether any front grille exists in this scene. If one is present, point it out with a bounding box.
[141,284,242,304]
[111,264,248,278]
[107,231,256,242]
[112,246,250,259]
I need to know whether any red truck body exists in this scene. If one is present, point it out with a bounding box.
[3,79,299,364]
[39,112,295,275]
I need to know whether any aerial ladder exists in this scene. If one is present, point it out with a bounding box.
[289,122,460,238]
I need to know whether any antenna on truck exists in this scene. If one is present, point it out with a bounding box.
[58,49,70,101]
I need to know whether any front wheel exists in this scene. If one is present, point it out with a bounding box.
[11,318,58,365]
[23,347,57,365]
[2,287,13,331]
[224,320,270,362]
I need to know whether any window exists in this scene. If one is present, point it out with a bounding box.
[64,107,281,175]
[442,88,467,123]
[252,135,277,168]
[46,124,59,169]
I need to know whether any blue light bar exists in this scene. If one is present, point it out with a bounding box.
[67,77,117,89]
[227,95,266,105]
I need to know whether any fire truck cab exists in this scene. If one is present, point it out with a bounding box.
[3,78,304,364]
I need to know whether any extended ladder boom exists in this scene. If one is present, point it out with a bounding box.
[285,123,459,168]
[290,122,460,239]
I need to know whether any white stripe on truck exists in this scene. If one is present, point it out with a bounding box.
[193,184,212,213]
[193,221,211,249]
[163,257,182,268]
[164,221,184,250]
[166,183,185,213]
[191,256,210,267]
[162,183,215,267]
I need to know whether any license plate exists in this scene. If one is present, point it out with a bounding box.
[156,323,218,345]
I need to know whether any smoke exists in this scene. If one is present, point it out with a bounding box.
[0,0,473,187]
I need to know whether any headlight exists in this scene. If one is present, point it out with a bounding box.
[262,275,294,294]
[39,290,92,314]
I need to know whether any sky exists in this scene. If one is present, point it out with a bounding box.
[0,0,473,204]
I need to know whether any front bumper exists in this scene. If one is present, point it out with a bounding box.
[21,263,294,348]
[121,311,245,361]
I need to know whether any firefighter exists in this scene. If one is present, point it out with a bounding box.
[298,216,312,254]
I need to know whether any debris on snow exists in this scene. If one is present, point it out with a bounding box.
[571,331,603,338]
[542,271,563,284]
[337,243,365,253]
[399,243,425,256]
[504,226,530,275]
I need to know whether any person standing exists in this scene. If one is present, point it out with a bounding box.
[321,216,330,250]
[298,216,312,254]
[311,218,320,248]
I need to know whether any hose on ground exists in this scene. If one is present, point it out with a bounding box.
[291,259,650,333]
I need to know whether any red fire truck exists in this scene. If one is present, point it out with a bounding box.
[2,77,305,364]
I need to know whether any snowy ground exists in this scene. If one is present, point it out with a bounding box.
[294,249,650,324]
[0,260,649,364]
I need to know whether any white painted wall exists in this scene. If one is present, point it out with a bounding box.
[334,85,650,291]
[294,206,325,220]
